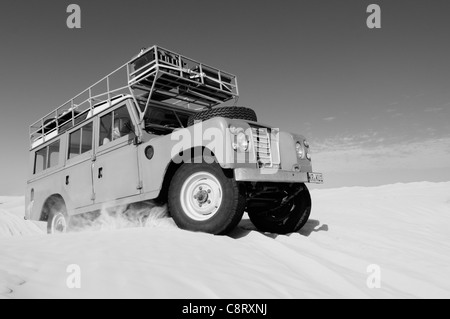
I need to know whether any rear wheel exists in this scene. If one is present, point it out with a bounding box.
[248,184,311,234]
[47,211,69,234]
[168,161,245,235]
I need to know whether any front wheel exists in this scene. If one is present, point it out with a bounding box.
[248,184,312,234]
[168,162,246,235]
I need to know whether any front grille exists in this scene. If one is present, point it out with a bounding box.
[251,127,274,168]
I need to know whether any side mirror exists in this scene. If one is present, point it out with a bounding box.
[133,136,142,145]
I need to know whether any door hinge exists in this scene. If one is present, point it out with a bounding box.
[91,192,96,201]
[137,181,143,190]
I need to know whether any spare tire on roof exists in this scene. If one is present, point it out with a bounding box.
[187,106,257,127]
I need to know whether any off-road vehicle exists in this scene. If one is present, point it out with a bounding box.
[26,45,323,235]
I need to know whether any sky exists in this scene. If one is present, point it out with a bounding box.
[0,0,449,194]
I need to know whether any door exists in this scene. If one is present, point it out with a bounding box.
[93,102,141,204]
[65,121,95,208]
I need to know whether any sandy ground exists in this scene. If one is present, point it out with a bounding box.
[1,181,449,299]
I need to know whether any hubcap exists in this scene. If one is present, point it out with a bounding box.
[51,213,67,234]
[180,172,223,221]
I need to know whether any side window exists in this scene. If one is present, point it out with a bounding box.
[68,129,81,159]
[68,122,93,159]
[34,140,60,174]
[47,141,60,168]
[81,123,93,153]
[99,105,133,146]
[99,113,112,146]
[34,148,47,174]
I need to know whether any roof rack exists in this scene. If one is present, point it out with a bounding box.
[29,45,239,149]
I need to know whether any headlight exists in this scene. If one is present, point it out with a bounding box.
[303,140,311,160]
[230,126,250,152]
[229,125,244,135]
[235,132,249,152]
[296,142,304,159]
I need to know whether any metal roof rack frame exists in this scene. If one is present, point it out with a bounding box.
[29,45,239,149]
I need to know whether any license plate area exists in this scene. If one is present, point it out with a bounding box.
[307,172,324,184]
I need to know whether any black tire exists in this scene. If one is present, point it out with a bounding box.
[168,160,246,235]
[248,184,312,235]
[187,106,257,126]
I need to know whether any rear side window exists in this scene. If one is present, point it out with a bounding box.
[68,122,93,159]
[34,140,60,174]
[34,148,47,174]
[48,142,60,168]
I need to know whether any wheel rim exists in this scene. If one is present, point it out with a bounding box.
[51,213,67,234]
[180,172,223,221]
[269,201,296,221]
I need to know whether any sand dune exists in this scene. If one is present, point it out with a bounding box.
[0,182,449,299]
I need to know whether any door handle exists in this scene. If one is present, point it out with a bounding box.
[65,176,70,185]
[98,167,103,179]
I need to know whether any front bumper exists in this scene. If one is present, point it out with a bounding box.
[234,168,324,184]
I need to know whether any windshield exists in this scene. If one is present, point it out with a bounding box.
[142,104,194,135]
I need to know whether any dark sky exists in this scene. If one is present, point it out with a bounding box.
[1,0,449,194]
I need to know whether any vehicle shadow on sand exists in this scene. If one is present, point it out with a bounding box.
[229,218,329,240]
